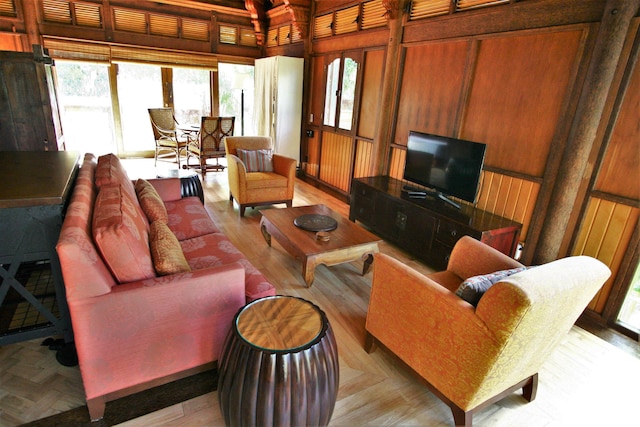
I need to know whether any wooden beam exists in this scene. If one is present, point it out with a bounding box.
[533,0,640,264]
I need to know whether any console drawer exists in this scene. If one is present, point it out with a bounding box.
[436,221,475,246]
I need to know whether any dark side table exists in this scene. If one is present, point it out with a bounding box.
[218,295,339,426]
[156,168,204,203]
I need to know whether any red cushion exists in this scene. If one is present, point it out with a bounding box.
[93,184,155,283]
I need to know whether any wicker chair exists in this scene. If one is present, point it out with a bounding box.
[185,116,235,176]
[148,108,189,167]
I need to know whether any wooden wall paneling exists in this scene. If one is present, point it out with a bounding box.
[318,131,353,193]
[394,40,470,146]
[460,28,585,177]
[388,146,405,180]
[595,32,640,201]
[0,33,23,50]
[304,131,320,177]
[402,0,605,44]
[573,197,639,313]
[475,171,540,242]
[353,139,373,179]
[308,55,327,127]
[357,48,384,140]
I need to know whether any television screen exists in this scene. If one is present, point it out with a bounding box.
[403,131,486,204]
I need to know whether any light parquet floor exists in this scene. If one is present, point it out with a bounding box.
[1,159,638,427]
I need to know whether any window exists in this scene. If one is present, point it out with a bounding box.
[55,60,116,156]
[323,55,359,131]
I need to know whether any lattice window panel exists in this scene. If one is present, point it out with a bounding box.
[149,14,178,37]
[74,2,101,28]
[456,0,510,11]
[314,13,333,39]
[0,0,17,17]
[239,28,257,47]
[409,0,451,20]
[266,28,278,47]
[113,8,146,33]
[182,18,209,41]
[278,25,291,45]
[291,25,303,43]
[43,0,72,24]
[219,25,237,44]
[361,0,386,30]
[334,5,359,35]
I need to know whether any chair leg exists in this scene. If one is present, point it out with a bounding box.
[239,205,246,217]
[523,373,538,402]
[286,200,293,208]
[364,332,377,353]
[451,406,472,427]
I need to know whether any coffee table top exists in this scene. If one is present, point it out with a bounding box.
[260,204,381,256]
[236,296,323,351]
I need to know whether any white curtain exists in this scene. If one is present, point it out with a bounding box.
[254,57,276,148]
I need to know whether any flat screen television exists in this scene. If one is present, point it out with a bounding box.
[403,131,486,208]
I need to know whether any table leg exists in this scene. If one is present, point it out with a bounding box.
[362,253,375,276]
[260,222,272,246]
[302,257,316,288]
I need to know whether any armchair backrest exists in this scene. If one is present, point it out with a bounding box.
[225,136,273,156]
[148,108,178,140]
[469,255,610,407]
[199,116,235,154]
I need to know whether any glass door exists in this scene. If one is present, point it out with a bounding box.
[173,67,212,127]
[116,62,163,155]
[55,60,116,156]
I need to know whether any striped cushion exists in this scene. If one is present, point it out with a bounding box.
[236,149,274,172]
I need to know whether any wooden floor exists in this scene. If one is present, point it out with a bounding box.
[1,159,638,426]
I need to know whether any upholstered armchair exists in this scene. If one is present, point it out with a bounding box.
[224,136,296,217]
[365,236,611,427]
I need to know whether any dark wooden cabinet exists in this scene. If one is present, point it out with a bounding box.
[0,47,63,151]
[350,176,522,270]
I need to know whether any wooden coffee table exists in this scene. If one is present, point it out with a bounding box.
[259,204,381,287]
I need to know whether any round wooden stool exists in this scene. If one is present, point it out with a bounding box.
[218,295,339,426]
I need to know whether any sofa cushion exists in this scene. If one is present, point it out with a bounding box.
[93,183,156,283]
[149,221,191,275]
[165,197,220,240]
[456,267,528,306]
[237,149,274,172]
[180,232,275,302]
[95,154,137,199]
[135,179,168,224]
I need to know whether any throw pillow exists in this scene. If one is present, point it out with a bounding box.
[236,149,274,172]
[135,179,168,224]
[93,183,156,283]
[149,221,191,275]
[456,267,528,306]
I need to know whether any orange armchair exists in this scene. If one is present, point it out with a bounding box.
[365,236,611,427]
[224,136,296,217]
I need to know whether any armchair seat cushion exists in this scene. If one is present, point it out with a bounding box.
[245,172,288,190]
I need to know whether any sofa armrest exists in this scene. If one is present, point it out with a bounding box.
[447,236,524,280]
[146,178,182,202]
[366,253,502,403]
[68,262,246,399]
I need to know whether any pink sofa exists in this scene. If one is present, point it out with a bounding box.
[56,153,275,420]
